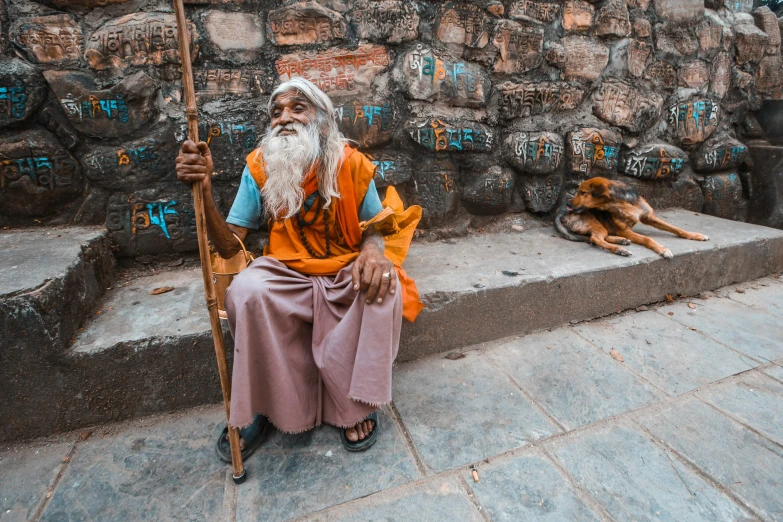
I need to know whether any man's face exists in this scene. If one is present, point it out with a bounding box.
[269,91,318,136]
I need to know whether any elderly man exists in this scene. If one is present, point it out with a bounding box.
[176,78,421,459]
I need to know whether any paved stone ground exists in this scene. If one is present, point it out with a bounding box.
[2,277,783,522]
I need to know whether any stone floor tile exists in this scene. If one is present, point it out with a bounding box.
[547,421,752,522]
[320,477,483,522]
[697,372,783,445]
[726,279,783,318]
[391,351,558,473]
[466,450,601,522]
[40,407,230,522]
[486,329,663,430]
[764,364,783,383]
[0,440,73,522]
[235,410,419,522]
[659,298,783,363]
[573,311,755,396]
[638,397,783,521]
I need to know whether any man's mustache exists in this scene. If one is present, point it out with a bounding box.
[270,122,305,137]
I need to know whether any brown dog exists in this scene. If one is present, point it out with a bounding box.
[555,177,708,258]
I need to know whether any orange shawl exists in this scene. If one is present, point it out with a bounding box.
[245,144,424,322]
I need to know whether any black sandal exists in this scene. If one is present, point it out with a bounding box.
[215,414,269,463]
[341,411,380,452]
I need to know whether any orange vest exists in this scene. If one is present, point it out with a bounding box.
[245,144,424,322]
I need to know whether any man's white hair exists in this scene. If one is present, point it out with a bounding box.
[258,78,348,220]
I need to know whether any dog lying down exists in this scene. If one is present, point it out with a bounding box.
[555,177,709,258]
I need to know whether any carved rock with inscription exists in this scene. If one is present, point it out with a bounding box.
[85,12,198,72]
[405,156,458,228]
[699,172,747,220]
[495,81,585,119]
[509,0,562,25]
[619,142,687,180]
[627,40,652,78]
[461,166,514,215]
[405,119,494,153]
[710,52,732,98]
[277,45,390,99]
[547,37,609,81]
[175,118,259,180]
[44,70,157,139]
[521,172,563,213]
[11,14,83,65]
[562,0,594,32]
[81,129,177,190]
[691,134,748,173]
[504,131,564,175]
[592,80,663,134]
[697,12,726,54]
[204,11,264,61]
[400,47,490,108]
[734,23,768,65]
[566,128,622,177]
[334,100,395,148]
[595,0,631,37]
[753,6,780,54]
[756,54,783,98]
[679,60,711,89]
[654,0,703,23]
[492,20,544,74]
[193,68,269,99]
[364,151,411,188]
[267,1,346,46]
[436,2,490,48]
[350,0,418,44]
[654,24,699,57]
[0,58,47,130]
[633,19,651,38]
[645,60,677,90]
[0,129,83,216]
[666,98,720,145]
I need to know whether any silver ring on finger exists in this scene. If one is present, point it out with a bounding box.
[382,272,391,279]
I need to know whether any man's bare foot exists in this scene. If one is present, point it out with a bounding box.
[345,419,375,442]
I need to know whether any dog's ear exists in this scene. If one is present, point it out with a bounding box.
[590,183,609,199]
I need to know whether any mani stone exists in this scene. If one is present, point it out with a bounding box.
[646,60,677,90]
[509,0,562,24]
[666,98,720,145]
[495,81,585,119]
[547,36,609,81]
[734,23,768,65]
[85,12,198,72]
[595,0,631,37]
[654,0,703,23]
[0,57,47,130]
[633,18,651,38]
[267,1,346,46]
[80,130,177,191]
[592,80,663,134]
[10,14,83,65]
[679,60,711,89]
[405,118,494,153]
[521,171,563,213]
[563,0,594,32]
[566,128,622,178]
[193,68,268,98]
[697,12,725,53]
[491,20,544,74]
[0,128,83,217]
[276,45,390,99]
[692,134,748,173]
[710,52,732,98]
[619,142,687,180]
[400,47,490,108]
[334,100,395,148]
[461,166,514,215]
[627,40,652,78]
[654,24,699,56]
[204,11,264,58]
[754,6,780,54]
[503,131,564,175]
[436,2,490,48]
[175,119,258,179]
[624,171,704,212]
[44,70,157,139]
[699,172,747,221]
[756,54,783,98]
[364,151,411,188]
[405,156,458,228]
[349,0,419,44]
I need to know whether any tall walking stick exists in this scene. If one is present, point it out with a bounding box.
[172,0,246,484]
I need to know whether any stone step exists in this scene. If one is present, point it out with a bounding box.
[5,210,783,442]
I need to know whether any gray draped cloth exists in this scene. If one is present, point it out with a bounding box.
[224,256,402,433]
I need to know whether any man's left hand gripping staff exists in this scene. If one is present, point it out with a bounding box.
[352,233,396,305]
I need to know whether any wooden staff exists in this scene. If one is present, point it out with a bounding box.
[172,0,245,484]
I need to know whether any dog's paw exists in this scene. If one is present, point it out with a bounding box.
[616,248,632,257]
[693,234,709,241]
[660,248,673,259]
[619,238,632,245]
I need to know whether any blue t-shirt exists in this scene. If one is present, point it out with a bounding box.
[226,165,384,230]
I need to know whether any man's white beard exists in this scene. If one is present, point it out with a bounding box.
[260,121,322,220]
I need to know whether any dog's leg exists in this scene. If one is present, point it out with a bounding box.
[616,228,673,259]
[641,215,709,241]
[590,230,632,256]
[605,236,631,245]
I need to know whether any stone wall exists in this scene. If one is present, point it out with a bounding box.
[1,0,782,255]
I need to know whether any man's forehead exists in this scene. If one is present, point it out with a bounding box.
[271,90,311,108]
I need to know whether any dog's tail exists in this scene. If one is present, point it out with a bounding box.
[554,208,589,243]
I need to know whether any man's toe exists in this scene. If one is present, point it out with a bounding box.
[345,428,359,442]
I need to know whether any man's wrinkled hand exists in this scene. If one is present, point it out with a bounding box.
[351,243,396,304]
[176,140,214,191]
